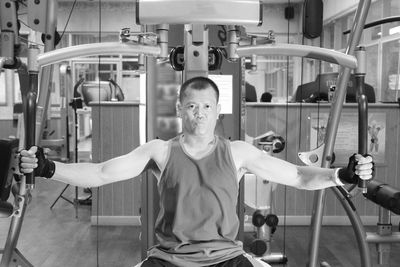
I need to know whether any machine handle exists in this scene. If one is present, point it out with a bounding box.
[358,93,368,193]
[356,47,368,194]
[24,83,37,185]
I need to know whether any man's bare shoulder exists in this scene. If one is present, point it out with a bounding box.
[230,140,248,149]
[229,140,259,168]
[229,140,254,151]
[143,139,169,155]
[146,138,169,147]
[141,138,170,168]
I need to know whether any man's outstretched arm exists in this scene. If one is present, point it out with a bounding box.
[18,139,166,188]
[232,141,373,190]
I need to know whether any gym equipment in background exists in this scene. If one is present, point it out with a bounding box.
[245,132,287,264]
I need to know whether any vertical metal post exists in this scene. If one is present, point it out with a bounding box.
[35,0,58,145]
[156,24,169,60]
[183,24,209,80]
[307,1,371,266]
[376,208,392,265]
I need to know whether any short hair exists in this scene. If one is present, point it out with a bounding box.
[179,76,219,103]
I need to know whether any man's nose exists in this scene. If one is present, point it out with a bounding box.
[195,107,205,117]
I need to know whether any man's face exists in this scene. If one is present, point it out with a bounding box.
[178,86,221,136]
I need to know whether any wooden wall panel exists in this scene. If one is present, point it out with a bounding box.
[91,102,142,217]
[246,103,400,219]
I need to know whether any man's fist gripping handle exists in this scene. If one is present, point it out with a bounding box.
[337,154,374,187]
[19,146,55,179]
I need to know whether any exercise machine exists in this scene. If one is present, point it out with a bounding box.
[1,0,380,266]
[0,1,56,266]
[245,132,287,264]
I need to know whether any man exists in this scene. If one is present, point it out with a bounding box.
[19,76,373,267]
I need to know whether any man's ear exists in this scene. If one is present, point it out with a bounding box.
[217,103,221,115]
[176,102,182,117]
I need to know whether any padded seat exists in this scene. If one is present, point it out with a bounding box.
[0,138,19,202]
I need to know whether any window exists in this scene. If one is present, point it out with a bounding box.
[323,0,400,102]
[381,39,400,101]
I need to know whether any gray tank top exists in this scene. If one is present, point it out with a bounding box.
[147,135,244,266]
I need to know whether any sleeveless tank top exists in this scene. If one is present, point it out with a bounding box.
[147,135,244,266]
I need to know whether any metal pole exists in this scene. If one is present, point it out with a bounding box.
[35,0,57,145]
[307,1,371,266]
[0,45,39,267]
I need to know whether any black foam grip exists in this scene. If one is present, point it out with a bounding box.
[365,180,400,215]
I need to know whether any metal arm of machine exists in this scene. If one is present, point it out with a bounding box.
[236,43,357,69]
[37,42,161,67]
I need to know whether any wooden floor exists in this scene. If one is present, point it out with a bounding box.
[1,179,399,267]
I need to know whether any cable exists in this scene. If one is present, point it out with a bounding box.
[17,0,26,7]
[18,34,45,47]
[343,16,400,35]
[18,19,33,31]
[96,1,102,266]
[59,0,78,42]
[282,0,291,261]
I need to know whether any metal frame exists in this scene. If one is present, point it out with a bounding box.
[0,45,40,267]
[308,1,372,266]
[1,1,384,266]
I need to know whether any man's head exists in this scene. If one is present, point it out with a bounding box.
[179,76,219,104]
[177,77,221,137]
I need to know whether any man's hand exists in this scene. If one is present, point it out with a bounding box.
[338,154,374,184]
[19,146,38,174]
[19,146,55,178]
